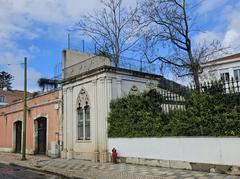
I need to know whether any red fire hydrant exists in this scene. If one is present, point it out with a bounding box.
[112,148,118,164]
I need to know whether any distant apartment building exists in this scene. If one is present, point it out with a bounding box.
[0,88,32,106]
[200,53,240,82]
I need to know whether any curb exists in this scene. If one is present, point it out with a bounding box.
[0,159,77,179]
[0,160,11,165]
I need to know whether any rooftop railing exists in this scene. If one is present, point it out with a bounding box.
[61,55,162,79]
[117,56,161,75]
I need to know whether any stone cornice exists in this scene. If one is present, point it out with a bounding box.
[60,66,164,86]
[0,89,60,109]
[0,99,61,116]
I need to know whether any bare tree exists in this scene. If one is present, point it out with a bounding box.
[75,0,141,67]
[138,0,228,91]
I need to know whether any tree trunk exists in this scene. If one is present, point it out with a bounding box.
[193,72,201,92]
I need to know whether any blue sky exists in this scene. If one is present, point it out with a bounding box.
[0,0,239,91]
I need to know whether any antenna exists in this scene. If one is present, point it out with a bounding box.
[82,40,85,52]
[54,62,62,80]
[68,33,70,50]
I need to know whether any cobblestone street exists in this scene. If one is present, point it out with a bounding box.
[0,153,239,179]
[0,162,68,179]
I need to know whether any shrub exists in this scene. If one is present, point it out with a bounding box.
[108,89,167,137]
[108,86,240,137]
[167,91,240,136]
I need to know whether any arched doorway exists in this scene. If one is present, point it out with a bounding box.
[14,121,22,153]
[36,117,47,154]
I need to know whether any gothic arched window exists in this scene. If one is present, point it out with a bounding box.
[77,89,90,140]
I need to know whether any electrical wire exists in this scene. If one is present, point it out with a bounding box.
[1,63,24,66]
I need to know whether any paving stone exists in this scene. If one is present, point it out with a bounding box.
[1,153,240,179]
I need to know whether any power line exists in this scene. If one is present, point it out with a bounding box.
[0,63,24,66]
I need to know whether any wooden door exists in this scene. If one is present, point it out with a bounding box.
[15,121,22,153]
[37,118,47,154]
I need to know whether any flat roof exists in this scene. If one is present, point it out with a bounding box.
[203,53,240,65]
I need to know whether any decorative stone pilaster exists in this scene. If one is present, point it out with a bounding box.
[67,86,74,159]
[67,148,74,159]
[106,77,112,111]
[116,78,122,98]
[97,77,106,162]
[92,79,99,162]
[99,77,112,162]
[62,88,68,159]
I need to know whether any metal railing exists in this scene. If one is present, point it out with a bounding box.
[60,55,162,79]
[117,56,161,75]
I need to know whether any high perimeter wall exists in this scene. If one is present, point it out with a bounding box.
[109,137,240,175]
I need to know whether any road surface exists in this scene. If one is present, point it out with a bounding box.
[0,163,69,179]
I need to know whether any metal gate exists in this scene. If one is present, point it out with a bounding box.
[37,118,47,154]
[15,121,22,153]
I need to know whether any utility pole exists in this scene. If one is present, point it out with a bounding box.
[22,57,27,160]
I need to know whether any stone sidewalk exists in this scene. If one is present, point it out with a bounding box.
[0,153,239,179]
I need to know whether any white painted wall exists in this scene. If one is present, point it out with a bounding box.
[200,57,240,82]
[108,138,240,166]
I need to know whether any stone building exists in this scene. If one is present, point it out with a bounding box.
[61,50,178,162]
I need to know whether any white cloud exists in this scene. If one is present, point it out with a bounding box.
[194,31,222,45]
[222,2,240,48]
[0,51,41,90]
[198,0,228,14]
[7,64,41,90]
[0,0,137,48]
[28,45,40,54]
[0,0,138,48]
[223,29,240,45]
[194,1,240,53]
[0,0,137,90]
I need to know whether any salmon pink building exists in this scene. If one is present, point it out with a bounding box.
[0,90,61,156]
[0,88,32,106]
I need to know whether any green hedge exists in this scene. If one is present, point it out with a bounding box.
[166,92,240,136]
[108,89,168,137]
[108,88,240,137]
